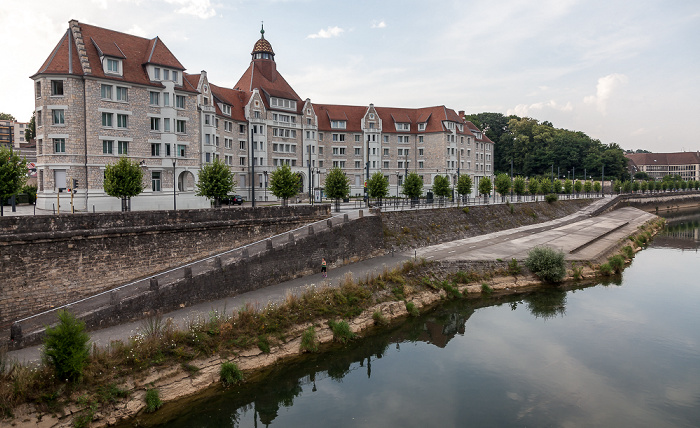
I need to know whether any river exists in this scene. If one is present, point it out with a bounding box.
[147,209,700,427]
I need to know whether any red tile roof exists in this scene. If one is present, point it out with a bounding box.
[625,152,700,166]
[209,82,249,122]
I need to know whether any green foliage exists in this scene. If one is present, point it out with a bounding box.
[328,320,355,344]
[539,178,552,194]
[372,310,389,326]
[508,258,521,275]
[25,112,36,142]
[0,113,15,120]
[432,174,451,198]
[525,246,566,283]
[478,176,492,196]
[457,174,472,196]
[300,326,319,353]
[494,173,511,197]
[598,262,614,276]
[552,179,563,194]
[324,167,350,200]
[367,171,389,198]
[220,361,243,386]
[481,283,493,295]
[622,245,635,259]
[405,301,419,316]
[563,179,573,194]
[42,310,90,382]
[104,156,144,199]
[402,172,423,198]
[527,178,539,195]
[269,164,300,202]
[144,388,162,413]
[196,158,235,204]
[513,176,526,196]
[545,193,558,203]
[593,181,602,193]
[257,335,271,353]
[0,146,27,207]
[21,184,37,204]
[574,180,583,193]
[607,254,625,273]
[571,264,583,280]
[584,180,593,193]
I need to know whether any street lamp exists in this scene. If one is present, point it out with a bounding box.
[263,170,268,201]
[396,171,401,198]
[172,158,177,211]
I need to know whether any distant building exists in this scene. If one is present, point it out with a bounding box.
[32,20,494,211]
[625,152,700,181]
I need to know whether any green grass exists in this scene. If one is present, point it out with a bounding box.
[299,326,319,353]
[328,320,355,344]
[405,301,419,317]
[144,388,162,413]
[372,311,389,326]
[220,361,243,386]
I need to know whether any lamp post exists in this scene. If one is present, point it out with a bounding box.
[365,135,370,207]
[263,170,268,201]
[172,158,177,211]
[396,171,400,198]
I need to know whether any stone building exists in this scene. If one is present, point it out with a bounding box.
[32,21,494,210]
[625,152,700,181]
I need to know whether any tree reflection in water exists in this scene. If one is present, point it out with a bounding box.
[522,287,567,320]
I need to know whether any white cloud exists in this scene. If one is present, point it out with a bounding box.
[164,0,216,19]
[371,20,386,29]
[584,73,628,114]
[307,26,344,39]
[507,100,573,117]
[125,24,148,37]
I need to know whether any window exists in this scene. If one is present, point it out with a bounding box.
[150,117,160,131]
[398,135,409,143]
[239,140,246,150]
[419,161,424,168]
[331,120,346,129]
[355,148,361,156]
[205,115,210,125]
[116,87,128,102]
[419,136,424,143]
[175,95,186,109]
[151,143,160,157]
[383,161,389,169]
[319,160,324,168]
[418,123,426,131]
[154,67,161,80]
[222,104,231,115]
[383,148,389,156]
[101,112,113,127]
[205,134,211,145]
[163,118,170,132]
[177,144,186,157]
[395,123,410,131]
[383,135,389,143]
[106,58,119,74]
[172,71,178,82]
[163,93,170,107]
[35,81,41,98]
[354,161,361,168]
[419,148,424,156]
[51,80,64,96]
[270,97,297,110]
[117,114,128,128]
[149,91,159,106]
[36,111,42,127]
[319,147,323,155]
[205,153,211,163]
[52,109,64,125]
[239,124,246,134]
[176,120,186,133]
[239,157,246,166]
[163,69,170,80]
[53,138,65,153]
[118,141,128,155]
[332,133,345,142]
[102,140,114,154]
[152,171,161,191]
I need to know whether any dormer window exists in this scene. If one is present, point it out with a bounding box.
[418,123,426,131]
[222,104,232,116]
[105,58,122,75]
[395,123,410,131]
[270,97,296,110]
[331,120,346,129]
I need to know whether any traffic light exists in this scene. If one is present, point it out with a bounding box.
[73,179,78,189]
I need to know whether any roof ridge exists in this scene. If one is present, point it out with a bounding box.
[69,20,91,75]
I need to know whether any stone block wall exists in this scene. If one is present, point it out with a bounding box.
[0,205,329,327]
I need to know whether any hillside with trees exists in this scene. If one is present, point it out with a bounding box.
[464,113,630,181]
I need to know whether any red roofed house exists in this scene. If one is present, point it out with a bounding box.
[625,152,700,181]
[32,21,494,210]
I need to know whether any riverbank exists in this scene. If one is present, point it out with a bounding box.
[1,215,664,427]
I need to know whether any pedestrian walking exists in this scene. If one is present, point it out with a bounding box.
[321,258,327,277]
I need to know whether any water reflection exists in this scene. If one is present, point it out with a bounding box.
[655,209,700,249]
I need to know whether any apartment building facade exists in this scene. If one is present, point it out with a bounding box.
[32,21,493,210]
[626,152,700,181]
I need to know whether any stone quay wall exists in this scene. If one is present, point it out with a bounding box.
[0,205,330,328]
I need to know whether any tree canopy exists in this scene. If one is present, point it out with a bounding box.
[0,146,27,216]
[478,176,492,197]
[269,164,299,204]
[25,112,36,142]
[367,171,389,198]
[0,113,16,121]
[402,172,423,199]
[196,159,235,205]
[494,173,511,198]
[324,167,350,200]
[432,175,451,198]
[457,174,472,196]
[104,156,144,209]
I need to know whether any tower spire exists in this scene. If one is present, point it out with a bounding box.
[260,21,265,39]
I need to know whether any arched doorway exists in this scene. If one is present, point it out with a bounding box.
[178,171,195,192]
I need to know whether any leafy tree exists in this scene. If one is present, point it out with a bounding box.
[494,173,511,202]
[456,174,472,200]
[525,246,566,283]
[634,171,650,180]
[563,179,573,195]
[593,181,602,195]
[632,181,640,193]
[613,180,622,193]
[478,176,492,202]
[0,146,27,216]
[552,179,563,194]
[104,156,144,211]
[432,174,451,199]
[196,159,235,206]
[324,167,350,211]
[402,172,423,199]
[25,112,36,142]
[640,180,648,193]
[269,164,300,206]
[42,310,90,382]
[574,180,583,195]
[0,113,15,120]
[527,178,539,201]
[584,180,592,195]
[622,180,632,193]
[540,178,552,195]
[367,171,389,199]
[513,176,526,201]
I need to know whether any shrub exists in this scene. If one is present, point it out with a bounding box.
[481,283,493,295]
[220,361,243,386]
[607,254,625,273]
[508,258,521,275]
[328,320,355,344]
[144,388,162,413]
[622,245,634,259]
[525,246,566,283]
[545,193,558,203]
[598,263,614,276]
[405,301,419,317]
[571,264,583,280]
[42,310,91,382]
[462,207,469,214]
[300,326,319,353]
[372,310,389,326]
[257,335,271,353]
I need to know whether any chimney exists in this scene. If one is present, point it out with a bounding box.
[458,110,465,117]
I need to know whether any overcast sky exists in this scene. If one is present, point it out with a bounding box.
[2,0,698,152]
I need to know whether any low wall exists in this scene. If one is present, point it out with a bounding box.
[0,205,330,328]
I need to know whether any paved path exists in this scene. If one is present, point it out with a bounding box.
[7,196,649,365]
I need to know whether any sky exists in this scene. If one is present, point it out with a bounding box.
[1,0,699,152]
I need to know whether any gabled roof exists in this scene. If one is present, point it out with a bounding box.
[35,30,83,76]
[314,104,368,132]
[209,82,249,122]
[233,61,302,113]
[625,152,700,166]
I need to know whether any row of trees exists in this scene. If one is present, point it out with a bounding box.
[464,113,630,181]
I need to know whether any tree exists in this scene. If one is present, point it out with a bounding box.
[432,175,451,199]
[269,164,299,206]
[367,171,389,199]
[527,178,539,201]
[402,172,423,199]
[42,310,90,382]
[593,181,602,195]
[478,176,492,202]
[104,156,144,211]
[631,181,640,193]
[584,180,593,196]
[196,158,235,206]
[540,178,552,195]
[634,171,650,180]
[494,173,511,202]
[563,179,573,197]
[552,179,563,194]
[513,176,526,201]
[324,167,350,212]
[574,180,583,195]
[25,112,36,142]
[640,180,648,193]
[0,146,27,216]
[457,175,472,202]
[0,113,16,120]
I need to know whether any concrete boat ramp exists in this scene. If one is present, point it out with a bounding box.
[415,206,658,263]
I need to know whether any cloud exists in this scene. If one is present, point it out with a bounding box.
[163,0,216,19]
[307,26,344,39]
[371,20,386,29]
[507,100,573,117]
[584,73,628,114]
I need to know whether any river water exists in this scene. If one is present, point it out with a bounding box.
[151,210,700,427]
